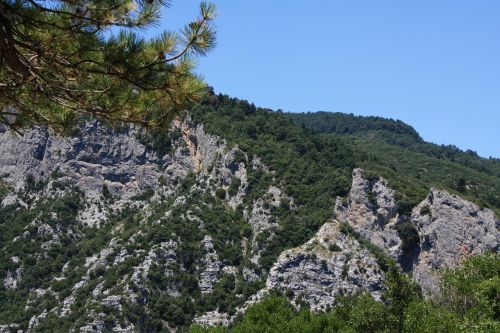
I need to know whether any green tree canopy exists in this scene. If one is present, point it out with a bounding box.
[0,0,216,132]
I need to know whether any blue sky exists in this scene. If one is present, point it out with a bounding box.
[147,1,499,158]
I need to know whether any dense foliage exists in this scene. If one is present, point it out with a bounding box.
[191,253,499,333]
[193,93,500,219]
[0,182,86,329]
[289,111,500,215]
[289,111,422,146]
[289,111,500,177]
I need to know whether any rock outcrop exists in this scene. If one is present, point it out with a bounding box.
[265,222,384,311]
[0,121,160,197]
[0,116,227,200]
[334,168,401,258]
[411,188,499,293]
[198,236,224,294]
[334,168,500,294]
[2,268,22,290]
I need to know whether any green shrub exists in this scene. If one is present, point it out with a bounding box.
[102,184,113,201]
[25,174,47,192]
[329,243,342,252]
[420,205,431,216]
[233,150,247,164]
[396,221,420,255]
[215,188,226,199]
[228,177,241,196]
[131,188,155,201]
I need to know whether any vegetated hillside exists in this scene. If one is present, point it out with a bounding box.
[0,112,363,331]
[288,111,500,178]
[194,95,500,217]
[288,111,423,145]
[287,111,500,216]
[0,92,498,332]
[190,253,500,333]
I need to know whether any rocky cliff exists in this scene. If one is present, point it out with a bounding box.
[0,117,288,331]
[410,188,499,293]
[0,119,498,332]
[264,222,385,311]
[334,168,499,293]
[334,168,402,259]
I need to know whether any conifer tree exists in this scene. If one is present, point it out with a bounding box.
[0,0,216,132]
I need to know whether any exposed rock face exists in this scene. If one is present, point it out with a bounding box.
[411,188,500,293]
[0,116,227,200]
[334,168,401,258]
[265,222,384,311]
[28,310,48,331]
[194,221,386,326]
[0,324,23,333]
[179,117,224,173]
[3,268,22,290]
[334,169,500,295]
[194,310,230,327]
[0,121,160,197]
[199,236,223,294]
[0,117,293,331]
[1,114,498,331]
[334,169,500,292]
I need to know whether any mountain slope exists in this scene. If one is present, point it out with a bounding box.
[193,96,500,217]
[287,112,500,215]
[0,93,498,332]
[288,111,500,177]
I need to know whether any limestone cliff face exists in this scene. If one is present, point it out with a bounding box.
[0,117,232,199]
[411,188,499,293]
[265,222,384,311]
[333,168,500,294]
[334,168,402,258]
[223,175,481,325]
[0,121,160,197]
[0,119,498,331]
[0,118,291,332]
[193,221,386,327]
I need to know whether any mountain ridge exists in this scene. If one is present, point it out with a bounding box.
[288,111,500,172]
